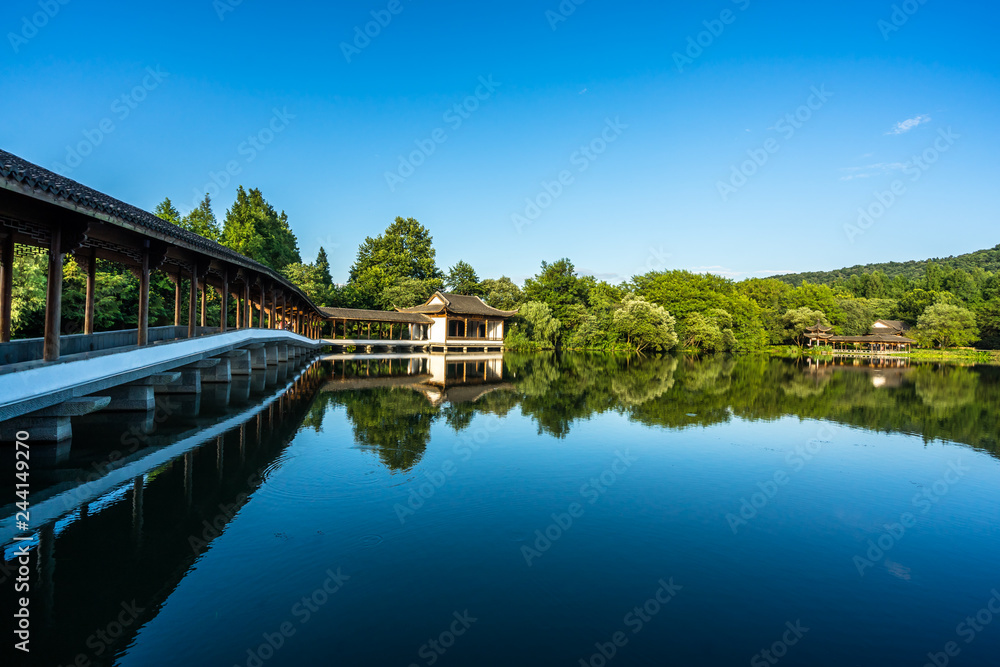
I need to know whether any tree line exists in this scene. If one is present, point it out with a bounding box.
[7,188,998,351]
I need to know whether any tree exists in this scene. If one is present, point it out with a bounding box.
[383,278,443,309]
[976,298,1000,349]
[522,259,590,325]
[516,301,561,348]
[154,198,182,225]
[782,307,830,347]
[612,294,678,353]
[221,186,300,271]
[480,277,523,311]
[446,260,482,295]
[349,217,442,284]
[684,309,737,352]
[914,303,979,349]
[181,194,221,241]
[282,249,336,306]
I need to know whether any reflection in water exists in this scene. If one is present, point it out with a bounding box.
[0,359,327,667]
[1,351,998,666]
[316,353,1000,467]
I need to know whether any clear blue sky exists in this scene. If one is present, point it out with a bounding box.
[2,0,998,284]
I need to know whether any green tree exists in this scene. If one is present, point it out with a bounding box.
[515,301,561,348]
[221,186,300,271]
[612,294,678,353]
[480,277,523,311]
[684,309,737,352]
[914,303,979,349]
[522,259,590,325]
[181,194,222,241]
[446,260,482,295]
[349,217,442,284]
[154,198,182,225]
[782,307,830,347]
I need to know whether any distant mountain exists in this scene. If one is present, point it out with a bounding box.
[772,243,1000,286]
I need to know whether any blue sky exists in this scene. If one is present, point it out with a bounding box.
[2,0,998,284]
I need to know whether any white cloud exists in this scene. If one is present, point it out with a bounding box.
[886,114,931,135]
[838,162,907,181]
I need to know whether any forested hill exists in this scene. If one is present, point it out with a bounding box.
[772,243,1000,286]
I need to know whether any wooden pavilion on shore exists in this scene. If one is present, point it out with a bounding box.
[319,292,517,351]
[806,320,917,353]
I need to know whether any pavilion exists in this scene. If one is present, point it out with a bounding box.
[806,320,917,353]
[319,292,517,351]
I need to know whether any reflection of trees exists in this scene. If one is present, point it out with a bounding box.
[914,366,977,414]
[331,389,438,471]
[314,354,1000,465]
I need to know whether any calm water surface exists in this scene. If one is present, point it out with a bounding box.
[3,354,1000,666]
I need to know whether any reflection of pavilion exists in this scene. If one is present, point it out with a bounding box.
[805,355,913,387]
[321,353,511,405]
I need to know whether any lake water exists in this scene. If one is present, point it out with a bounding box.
[3,353,1000,666]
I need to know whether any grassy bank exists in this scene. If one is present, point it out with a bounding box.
[766,345,1000,364]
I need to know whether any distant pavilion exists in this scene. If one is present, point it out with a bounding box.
[806,319,917,353]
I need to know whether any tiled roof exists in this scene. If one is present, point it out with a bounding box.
[398,292,517,318]
[318,307,433,324]
[0,149,320,311]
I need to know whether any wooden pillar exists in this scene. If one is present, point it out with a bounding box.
[220,273,229,333]
[173,270,182,327]
[268,289,276,329]
[200,283,207,327]
[1,232,13,343]
[188,264,198,338]
[137,247,150,347]
[84,249,97,335]
[43,226,63,362]
[257,286,265,329]
[244,282,252,329]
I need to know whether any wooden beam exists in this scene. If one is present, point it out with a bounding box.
[44,226,63,362]
[1,232,14,343]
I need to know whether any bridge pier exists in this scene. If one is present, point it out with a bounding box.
[265,344,279,366]
[157,359,221,395]
[202,357,232,384]
[0,396,111,442]
[100,372,181,411]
